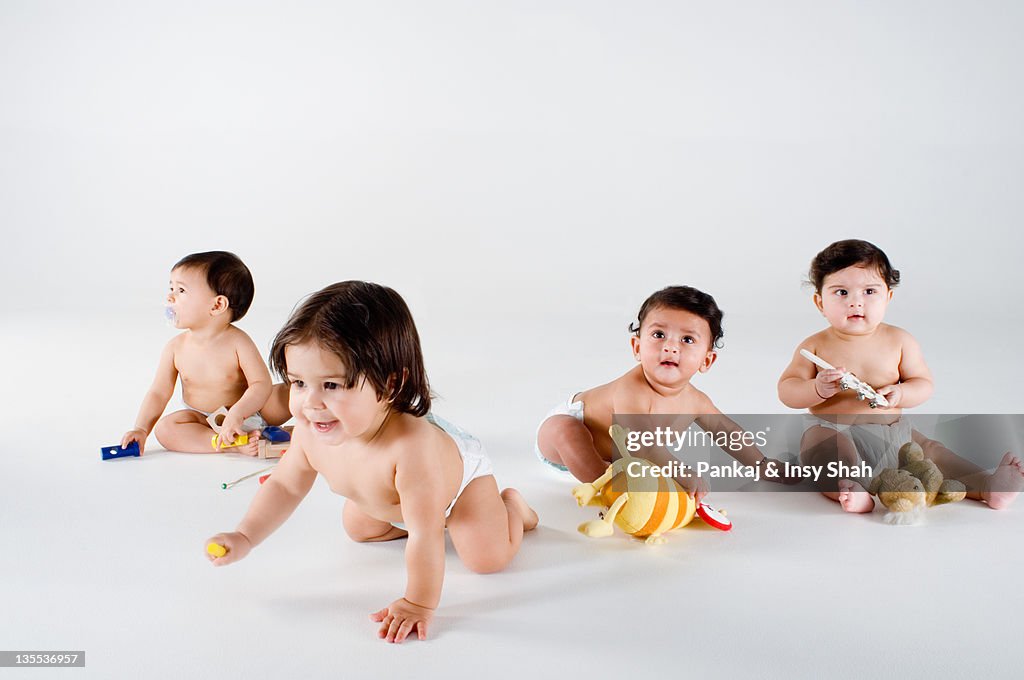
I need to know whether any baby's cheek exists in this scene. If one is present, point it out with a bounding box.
[287,394,306,422]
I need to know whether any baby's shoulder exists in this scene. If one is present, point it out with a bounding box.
[608,368,652,413]
[163,331,189,356]
[684,385,717,414]
[798,329,833,353]
[388,416,456,481]
[392,414,451,458]
[877,324,924,357]
[878,323,913,342]
[223,324,258,347]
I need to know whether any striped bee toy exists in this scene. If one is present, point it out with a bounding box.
[572,424,727,544]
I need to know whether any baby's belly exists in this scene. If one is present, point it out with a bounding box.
[180,385,247,413]
[810,393,902,423]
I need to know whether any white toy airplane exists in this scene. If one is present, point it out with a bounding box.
[799,349,890,409]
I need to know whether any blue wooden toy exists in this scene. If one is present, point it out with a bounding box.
[101,441,140,460]
[261,426,291,443]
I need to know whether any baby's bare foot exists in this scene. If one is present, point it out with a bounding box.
[237,431,261,457]
[501,488,539,531]
[837,479,875,513]
[982,452,1024,510]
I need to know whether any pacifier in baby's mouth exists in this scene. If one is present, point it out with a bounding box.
[164,306,178,327]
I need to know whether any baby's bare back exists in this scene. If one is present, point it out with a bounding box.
[174,328,251,413]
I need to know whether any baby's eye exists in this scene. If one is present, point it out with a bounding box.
[652,330,665,339]
[834,289,847,297]
[324,382,339,390]
[683,336,695,344]
[865,288,876,295]
[291,380,305,389]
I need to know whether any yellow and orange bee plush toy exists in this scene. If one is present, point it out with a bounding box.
[572,424,731,544]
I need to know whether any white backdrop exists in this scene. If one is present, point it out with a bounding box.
[2,3,1023,678]
[3,1,1022,425]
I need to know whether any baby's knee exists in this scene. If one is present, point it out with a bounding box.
[151,415,176,447]
[541,415,591,448]
[345,530,377,543]
[343,524,383,542]
[342,510,396,542]
[342,517,373,542]
[461,551,511,575]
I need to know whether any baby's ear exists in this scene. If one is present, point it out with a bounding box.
[211,295,230,316]
[699,350,718,373]
[386,369,409,400]
[812,292,824,314]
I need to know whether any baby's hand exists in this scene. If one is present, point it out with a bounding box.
[370,598,434,643]
[875,384,903,408]
[214,414,247,451]
[205,532,252,566]
[813,367,846,401]
[675,472,708,503]
[121,429,148,455]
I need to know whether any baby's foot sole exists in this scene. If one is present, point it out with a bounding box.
[501,488,539,531]
[837,481,875,513]
[982,453,1024,510]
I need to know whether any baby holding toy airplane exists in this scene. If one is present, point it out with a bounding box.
[119,251,289,456]
[777,239,1023,512]
[536,285,789,493]
[206,281,537,643]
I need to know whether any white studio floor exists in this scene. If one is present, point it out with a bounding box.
[2,314,1022,680]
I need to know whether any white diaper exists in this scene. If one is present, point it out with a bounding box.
[804,415,912,474]
[178,398,267,433]
[533,394,584,472]
[391,413,494,530]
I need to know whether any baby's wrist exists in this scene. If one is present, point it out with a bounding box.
[401,596,436,611]
[812,381,828,402]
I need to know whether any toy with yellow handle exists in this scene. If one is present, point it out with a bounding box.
[211,433,249,449]
[572,424,731,544]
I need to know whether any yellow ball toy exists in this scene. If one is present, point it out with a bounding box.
[206,542,228,558]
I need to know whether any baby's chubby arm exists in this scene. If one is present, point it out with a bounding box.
[215,331,273,447]
[777,343,839,409]
[370,449,449,643]
[121,339,179,454]
[696,408,765,467]
[876,330,933,409]
[206,429,317,565]
[696,408,798,485]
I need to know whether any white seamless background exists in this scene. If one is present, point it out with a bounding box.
[2,3,1022,679]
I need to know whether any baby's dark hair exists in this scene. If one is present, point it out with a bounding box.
[809,239,900,292]
[269,281,431,417]
[629,286,724,350]
[173,251,254,321]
